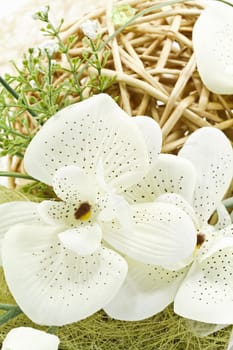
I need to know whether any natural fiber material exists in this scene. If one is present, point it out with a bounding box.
[6,0,233,186]
[1,1,233,349]
[58,0,233,152]
[0,268,231,350]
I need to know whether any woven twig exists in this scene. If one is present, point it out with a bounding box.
[62,0,232,148]
[7,0,233,189]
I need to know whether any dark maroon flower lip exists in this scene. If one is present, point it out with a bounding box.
[74,202,91,220]
[196,233,206,247]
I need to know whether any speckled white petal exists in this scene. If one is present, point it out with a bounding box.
[2,327,60,350]
[133,116,162,166]
[186,320,228,337]
[215,203,232,230]
[103,202,196,268]
[197,225,233,263]
[98,192,133,230]
[2,223,128,326]
[179,127,233,227]
[52,166,96,203]
[193,2,233,94]
[174,248,233,323]
[104,258,187,321]
[38,200,77,226]
[123,154,196,204]
[156,193,198,228]
[58,223,102,255]
[24,94,149,189]
[0,201,40,265]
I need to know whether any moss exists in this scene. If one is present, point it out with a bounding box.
[0,269,230,350]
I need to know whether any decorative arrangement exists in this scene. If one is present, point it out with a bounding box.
[0,1,233,349]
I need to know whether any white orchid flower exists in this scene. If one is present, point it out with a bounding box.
[1,327,59,350]
[104,127,233,324]
[193,0,233,94]
[0,94,201,326]
[0,93,182,326]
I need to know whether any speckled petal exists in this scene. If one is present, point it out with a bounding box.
[215,203,232,230]
[179,127,233,227]
[104,258,187,321]
[98,192,133,230]
[2,223,128,326]
[174,247,233,323]
[52,165,96,204]
[193,2,233,94]
[0,201,40,265]
[123,154,196,204]
[133,116,162,166]
[103,202,197,268]
[38,200,77,226]
[24,94,149,190]
[58,223,102,255]
[185,320,228,337]
[2,327,60,350]
[156,193,198,228]
[197,225,233,263]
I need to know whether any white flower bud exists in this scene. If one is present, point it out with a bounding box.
[39,41,59,56]
[80,20,99,40]
[29,80,37,89]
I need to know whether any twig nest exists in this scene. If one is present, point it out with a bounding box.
[58,0,233,151]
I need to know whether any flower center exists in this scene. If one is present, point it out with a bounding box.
[74,202,91,221]
[196,233,206,248]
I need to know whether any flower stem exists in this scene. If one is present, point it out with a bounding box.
[0,305,22,326]
[47,326,58,334]
[0,76,19,100]
[223,197,233,209]
[77,0,190,79]
[0,303,19,311]
[0,171,35,181]
[0,76,37,117]
[216,0,233,7]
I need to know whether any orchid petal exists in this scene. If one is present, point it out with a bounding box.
[103,202,196,268]
[52,165,96,204]
[174,247,233,323]
[227,329,233,350]
[1,327,59,350]
[104,258,187,321]
[123,154,196,204]
[2,223,128,325]
[186,320,228,337]
[156,193,198,228]
[98,192,133,230]
[215,203,232,230]
[24,94,149,190]
[38,200,77,226]
[179,127,233,227]
[58,223,102,255]
[133,116,162,166]
[197,225,233,263]
[0,201,40,265]
[193,2,233,94]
